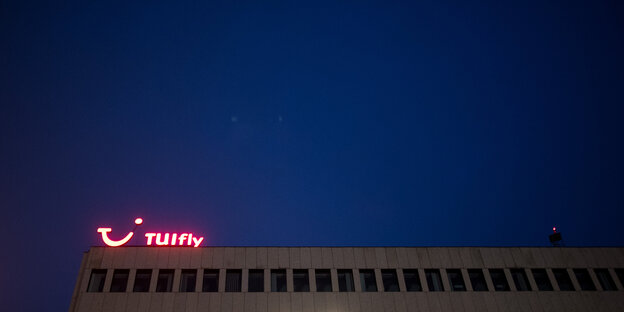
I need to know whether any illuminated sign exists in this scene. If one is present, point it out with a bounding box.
[144,232,203,247]
[97,218,204,247]
[96,218,143,247]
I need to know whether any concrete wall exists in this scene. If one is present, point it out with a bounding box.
[69,247,624,312]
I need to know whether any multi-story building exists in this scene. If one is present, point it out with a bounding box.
[69,246,624,311]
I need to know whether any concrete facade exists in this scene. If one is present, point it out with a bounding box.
[69,247,624,312]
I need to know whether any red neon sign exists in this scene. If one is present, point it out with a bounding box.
[145,232,204,247]
[97,218,204,247]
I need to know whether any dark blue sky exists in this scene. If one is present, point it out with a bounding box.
[1,0,623,310]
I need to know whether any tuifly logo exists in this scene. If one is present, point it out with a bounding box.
[97,218,143,247]
[97,218,204,247]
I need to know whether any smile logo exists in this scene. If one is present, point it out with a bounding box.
[96,218,205,247]
[97,218,143,247]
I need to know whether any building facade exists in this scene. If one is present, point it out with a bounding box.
[69,246,624,312]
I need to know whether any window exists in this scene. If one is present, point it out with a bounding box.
[425,269,444,291]
[381,269,399,292]
[531,269,553,291]
[87,269,107,292]
[248,269,264,292]
[510,269,531,291]
[202,269,219,292]
[293,269,310,292]
[489,269,510,291]
[180,269,196,292]
[446,269,466,291]
[552,269,575,291]
[594,269,617,291]
[156,269,174,292]
[316,269,332,292]
[110,269,129,292]
[337,269,355,292]
[271,269,287,292]
[616,269,624,287]
[573,269,595,291]
[403,269,422,291]
[360,269,378,292]
[133,269,152,292]
[225,269,242,292]
[468,269,488,291]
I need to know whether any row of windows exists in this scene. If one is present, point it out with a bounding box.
[87,267,624,294]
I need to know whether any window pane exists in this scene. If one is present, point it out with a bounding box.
[425,269,444,291]
[489,269,510,291]
[446,269,466,291]
[510,269,531,291]
[403,269,422,291]
[531,269,553,291]
[615,269,624,287]
[337,269,354,292]
[293,269,310,292]
[248,269,264,292]
[359,269,378,292]
[87,269,107,292]
[133,269,152,292]
[180,269,197,292]
[594,269,617,291]
[552,269,575,291]
[573,269,595,291]
[156,269,174,292]
[381,269,399,292]
[316,269,332,292]
[110,269,129,292]
[468,269,488,291]
[225,269,242,292]
[271,269,287,292]
[202,269,219,292]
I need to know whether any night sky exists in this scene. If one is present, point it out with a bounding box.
[1,0,623,310]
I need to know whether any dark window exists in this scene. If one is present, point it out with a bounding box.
[553,269,575,291]
[531,269,553,291]
[248,269,264,292]
[573,269,595,291]
[594,269,617,291]
[180,269,196,292]
[446,269,466,291]
[156,269,174,292]
[225,269,242,292]
[425,269,444,291]
[202,269,219,292]
[87,269,107,292]
[133,269,152,292]
[271,269,287,292]
[489,269,510,291]
[360,269,378,292]
[110,269,129,292]
[337,269,354,292]
[316,269,332,292]
[510,269,531,291]
[293,269,310,292]
[616,269,624,287]
[468,269,488,291]
[403,269,422,291]
[381,269,399,292]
